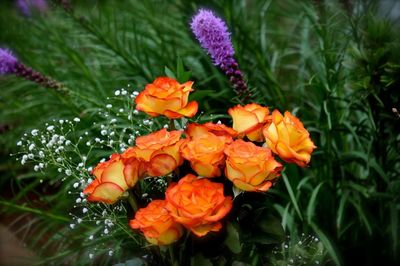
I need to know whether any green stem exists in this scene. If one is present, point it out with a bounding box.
[169,119,176,130]
[127,191,138,212]
[168,245,178,266]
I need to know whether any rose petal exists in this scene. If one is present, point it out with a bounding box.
[87,182,125,204]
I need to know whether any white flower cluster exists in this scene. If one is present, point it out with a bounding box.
[16,118,82,172]
[272,233,324,266]
[15,84,169,262]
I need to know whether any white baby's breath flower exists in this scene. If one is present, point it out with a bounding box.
[73,117,80,122]
[47,125,54,131]
[31,129,39,136]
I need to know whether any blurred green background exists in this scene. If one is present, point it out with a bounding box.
[1,0,399,265]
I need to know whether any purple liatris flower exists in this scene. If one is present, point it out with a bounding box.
[0,48,18,75]
[0,48,65,93]
[16,0,48,16]
[191,9,234,67]
[191,9,250,100]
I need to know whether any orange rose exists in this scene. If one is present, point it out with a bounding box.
[263,110,316,167]
[130,200,184,245]
[224,140,282,192]
[83,154,140,204]
[135,77,198,119]
[122,129,185,176]
[181,133,226,177]
[186,122,237,144]
[165,174,232,237]
[228,103,270,142]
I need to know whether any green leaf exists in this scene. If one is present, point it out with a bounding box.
[190,253,213,266]
[282,173,303,221]
[176,56,192,82]
[242,209,286,245]
[306,182,325,223]
[164,66,176,79]
[310,222,341,266]
[224,222,242,254]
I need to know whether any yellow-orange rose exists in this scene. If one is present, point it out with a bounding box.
[228,103,270,142]
[263,110,316,167]
[165,174,232,237]
[186,122,237,144]
[83,154,140,204]
[130,200,184,245]
[135,77,198,119]
[122,129,185,176]
[224,140,282,192]
[181,133,226,177]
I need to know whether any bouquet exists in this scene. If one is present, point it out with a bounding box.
[8,6,326,265]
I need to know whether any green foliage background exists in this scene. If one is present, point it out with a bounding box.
[0,0,399,265]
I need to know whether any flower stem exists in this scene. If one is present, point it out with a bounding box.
[168,245,178,266]
[127,191,138,212]
[169,119,176,130]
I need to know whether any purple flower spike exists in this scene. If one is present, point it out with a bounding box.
[0,48,65,92]
[0,48,18,75]
[16,0,48,17]
[191,9,235,67]
[191,9,251,101]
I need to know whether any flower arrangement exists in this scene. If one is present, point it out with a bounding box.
[10,7,324,265]
[81,71,316,242]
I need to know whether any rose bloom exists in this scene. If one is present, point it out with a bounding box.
[135,76,198,119]
[263,110,316,167]
[228,103,270,142]
[83,154,139,204]
[181,132,226,177]
[186,122,237,144]
[122,129,185,176]
[130,200,184,245]
[224,139,282,192]
[165,174,232,237]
